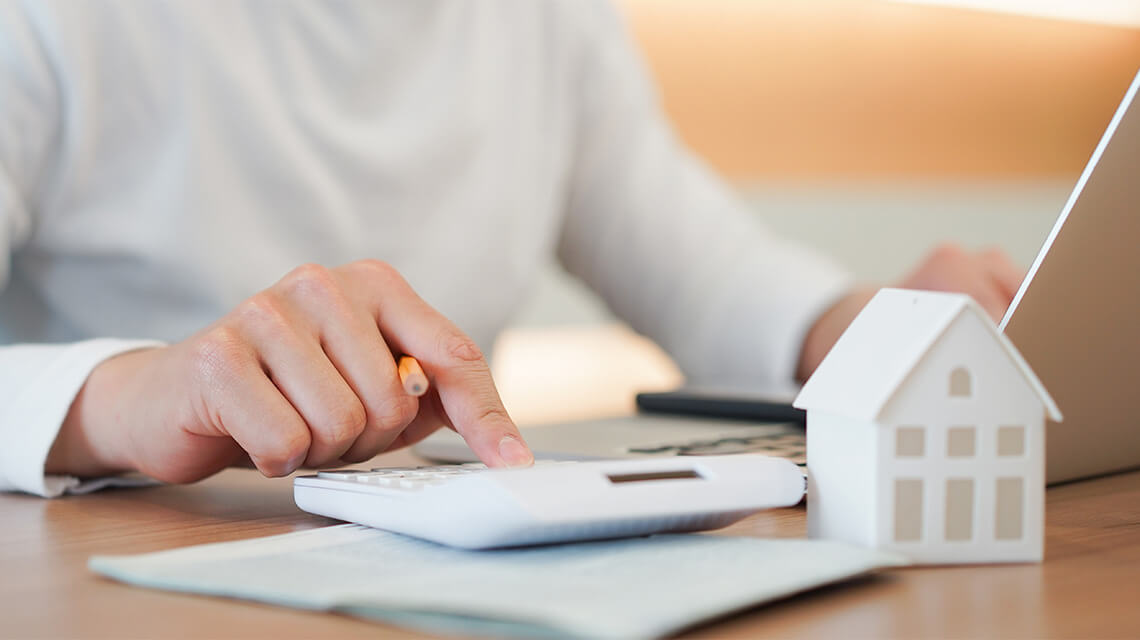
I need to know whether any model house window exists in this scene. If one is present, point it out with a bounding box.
[997,425,1026,456]
[895,426,925,457]
[995,477,1024,540]
[947,426,976,457]
[949,367,972,397]
[894,478,924,542]
[945,478,975,541]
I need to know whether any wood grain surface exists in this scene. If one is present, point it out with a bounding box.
[2,448,1137,639]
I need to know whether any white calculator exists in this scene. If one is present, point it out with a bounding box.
[294,454,805,549]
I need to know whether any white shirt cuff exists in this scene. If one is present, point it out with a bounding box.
[0,338,164,497]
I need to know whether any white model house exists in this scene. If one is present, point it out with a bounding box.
[793,288,1062,564]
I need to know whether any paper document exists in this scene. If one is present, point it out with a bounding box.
[90,524,904,639]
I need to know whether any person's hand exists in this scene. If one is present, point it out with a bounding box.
[895,243,1022,321]
[797,243,1024,381]
[46,261,534,483]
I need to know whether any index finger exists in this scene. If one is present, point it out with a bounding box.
[338,261,533,468]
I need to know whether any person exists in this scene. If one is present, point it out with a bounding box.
[0,1,1022,497]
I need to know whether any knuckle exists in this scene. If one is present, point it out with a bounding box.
[982,246,1007,261]
[280,263,339,300]
[234,293,290,334]
[373,395,418,433]
[352,258,399,280]
[475,404,512,427]
[931,242,965,263]
[320,399,368,443]
[349,259,410,291]
[440,329,485,366]
[188,326,248,385]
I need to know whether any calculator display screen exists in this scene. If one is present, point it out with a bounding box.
[605,470,703,484]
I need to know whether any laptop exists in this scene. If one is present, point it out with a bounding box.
[417,69,1140,486]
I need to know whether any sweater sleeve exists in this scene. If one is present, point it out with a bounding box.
[0,6,163,497]
[557,2,853,395]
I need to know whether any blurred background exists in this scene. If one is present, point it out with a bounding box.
[492,0,1140,423]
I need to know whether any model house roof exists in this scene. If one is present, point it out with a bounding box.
[793,288,1062,422]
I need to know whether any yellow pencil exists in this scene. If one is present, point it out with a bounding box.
[397,355,429,397]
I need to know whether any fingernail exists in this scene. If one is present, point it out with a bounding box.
[498,436,534,468]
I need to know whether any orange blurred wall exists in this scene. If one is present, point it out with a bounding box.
[618,0,1140,181]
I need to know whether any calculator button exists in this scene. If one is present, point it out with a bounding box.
[359,475,399,486]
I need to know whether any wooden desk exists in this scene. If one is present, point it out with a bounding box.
[2,450,1137,639]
